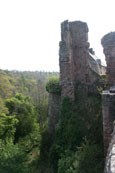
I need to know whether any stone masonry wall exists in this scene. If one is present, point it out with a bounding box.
[47,93,61,134]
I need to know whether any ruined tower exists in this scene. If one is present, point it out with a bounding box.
[59,20,101,101]
[47,20,105,135]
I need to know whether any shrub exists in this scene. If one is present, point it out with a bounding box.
[5,94,39,141]
[58,150,75,173]
[46,76,61,95]
[57,139,104,173]
[100,74,106,81]
[73,139,104,173]
[0,113,18,142]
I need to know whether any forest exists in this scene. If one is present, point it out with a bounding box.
[0,69,58,172]
[0,69,104,173]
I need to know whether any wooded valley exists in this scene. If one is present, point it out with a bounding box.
[0,69,104,173]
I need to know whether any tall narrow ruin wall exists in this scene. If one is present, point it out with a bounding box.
[59,20,101,101]
[47,20,105,135]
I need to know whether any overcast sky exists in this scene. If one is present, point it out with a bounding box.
[0,0,115,71]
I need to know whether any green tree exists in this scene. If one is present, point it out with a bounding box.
[0,113,18,143]
[5,93,39,141]
[0,141,29,173]
[0,97,9,114]
[0,113,28,173]
[0,70,14,99]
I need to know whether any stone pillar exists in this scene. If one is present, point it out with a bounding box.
[59,20,89,101]
[59,20,74,101]
[102,89,115,156]
[101,32,115,87]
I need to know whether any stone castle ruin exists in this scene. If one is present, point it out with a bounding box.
[48,20,106,134]
[48,20,115,173]
[59,20,106,100]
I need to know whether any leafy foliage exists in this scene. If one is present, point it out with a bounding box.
[0,97,9,114]
[0,69,104,172]
[0,70,14,99]
[18,128,41,152]
[46,76,61,95]
[0,141,29,173]
[0,69,59,172]
[5,94,39,141]
[0,113,18,142]
[58,139,104,173]
[58,150,75,173]
[49,90,104,173]
[72,139,104,173]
